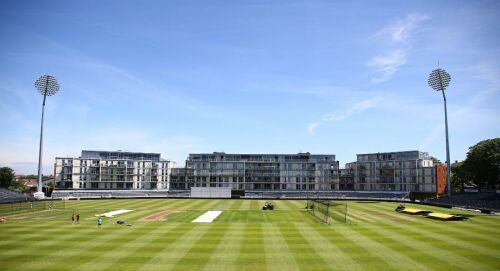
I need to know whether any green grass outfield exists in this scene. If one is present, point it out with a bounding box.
[1,199,499,271]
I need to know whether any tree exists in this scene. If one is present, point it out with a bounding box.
[462,138,500,190]
[19,174,37,179]
[430,156,442,165]
[0,167,15,188]
[451,161,472,192]
[9,179,27,192]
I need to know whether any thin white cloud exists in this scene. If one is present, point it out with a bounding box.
[467,63,500,89]
[323,114,346,122]
[419,125,444,151]
[82,62,145,84]
[308,122,322,135]
[308,96,387,135]
[366,49,407,83]
[351,96,388,112]
[374,13,430,43]
[367,13,430,83]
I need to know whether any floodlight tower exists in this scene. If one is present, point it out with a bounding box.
[427,68,452,196]
[34,75,60,199]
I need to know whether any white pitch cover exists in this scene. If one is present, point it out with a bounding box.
[192,211,223,223]
[96,209,133,218]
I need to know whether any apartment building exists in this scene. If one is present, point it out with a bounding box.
[339,163,356,190]
[170,152,339,191]
[346,151,444,193]
[53,149,445,193]
[54,150,175,190]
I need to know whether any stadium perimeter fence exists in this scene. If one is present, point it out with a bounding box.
[0,199,65,216]
[306,197,348,224]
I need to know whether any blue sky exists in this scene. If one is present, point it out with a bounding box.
[1,0,499,175]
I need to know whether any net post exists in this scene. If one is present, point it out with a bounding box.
[325,200,330,224]
[344,204,348,224]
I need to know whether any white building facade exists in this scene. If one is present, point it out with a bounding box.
[350,151,437,192]
[54,150,175,190]
[170,152,339,191]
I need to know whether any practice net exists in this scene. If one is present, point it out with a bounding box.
[305,198,348,224]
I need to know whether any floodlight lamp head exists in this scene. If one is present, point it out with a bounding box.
[35,75,59,96]
[428,68,451,92]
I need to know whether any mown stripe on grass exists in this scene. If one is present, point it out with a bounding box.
[372,202,500,228]
[279,223,333,271]
[350,211,494,271]
[3,199,500,271]
[0,216,127,260]
[279,199,300,211]
[364,202,500,237]
[328,207,375,224]
[72,222,185,270]
[143,199,223,223]
[230,199,243,210]
[112,199,183,221]
[312,224,396,271]
[350,222,471,270]
[168,198,218,210]
[276,200,323,224]
[238,199,251,210]
[68,198,166,222]
[0,217,72,246]
[173,211,208,222]
[66,199,132,212]
[283,199,307,210]
[355,203,500,259]
[337,222,430,270]
[357,202,500,242]
[132,201,206,219]
[351,205,500,267]
[261,223,300,271]
[101,223,198,271]
[202,223,246,271]
[0,225,84,251]
[294,222,365,270]
[189,199,228,212]
[249,200,260,210]
[9,222,153,271]
[137,224,214,271]
[118,199,199,222]
[284,200,356,225]
[173,224,231,270]
[236,224,266,270]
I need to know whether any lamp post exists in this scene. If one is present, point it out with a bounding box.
[34,75,59,199]
[427,68,452,196]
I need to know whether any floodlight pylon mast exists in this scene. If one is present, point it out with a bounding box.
[35,75,59,196]
[36,82,47,193]
[439,73,452,197]
[428,68,452,196]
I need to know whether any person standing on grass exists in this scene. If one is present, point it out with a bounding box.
[71,212,75,225]
[97,216,103,228]
[76,213,80,224]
